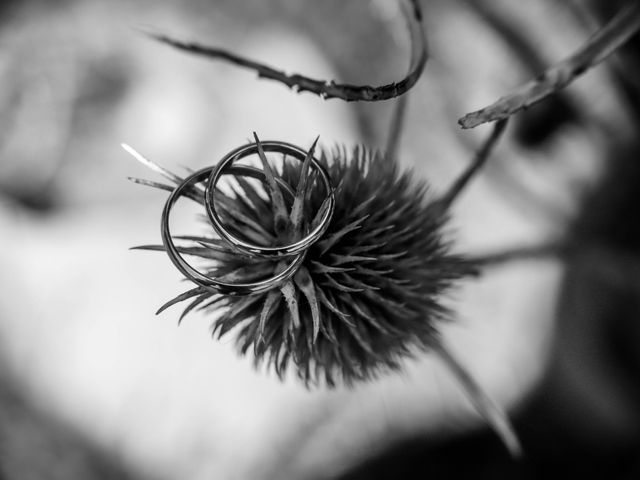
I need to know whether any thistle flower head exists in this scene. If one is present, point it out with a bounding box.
[131,139,474,387]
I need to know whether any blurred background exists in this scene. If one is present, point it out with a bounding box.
[0,0,639,478]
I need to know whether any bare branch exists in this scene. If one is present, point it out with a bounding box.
[468,241,640,294]
[433,342,522,458]
[459,1,640,129]
[439,120,508,208]
[385,87,409,159]
[466,242,566,270]
[142,0,427,102]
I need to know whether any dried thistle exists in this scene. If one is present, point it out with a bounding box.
[126,122,521,456]
[130,136,467,386]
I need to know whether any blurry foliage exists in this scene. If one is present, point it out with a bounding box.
[0,365,142,480]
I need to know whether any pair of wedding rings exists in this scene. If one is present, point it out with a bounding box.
[161,140,335,295]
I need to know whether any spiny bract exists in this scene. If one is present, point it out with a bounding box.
[148,146,473,387]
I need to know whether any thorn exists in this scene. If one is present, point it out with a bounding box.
[121,143,183,185]
[294,268,320,344]
[258,290,281,344]
[290,135,320,233]
[280,281,300,329]
[252,132,289,235]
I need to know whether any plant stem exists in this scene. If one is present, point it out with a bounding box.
[459,0,640,128]
[433,341,523,458]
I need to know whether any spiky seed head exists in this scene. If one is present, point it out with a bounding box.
[138,144,475,387]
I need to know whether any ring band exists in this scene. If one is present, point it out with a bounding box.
[160,141,334,295]
[161,166,304,295]
[205,141,335,258]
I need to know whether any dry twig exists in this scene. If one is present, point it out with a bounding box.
[459,1,640,129]
[143,0,427,102]
[433,342,522,458]
[439,120,508,208]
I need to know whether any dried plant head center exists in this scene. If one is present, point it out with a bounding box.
[126,121,520,455]
[129,132,480,387]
